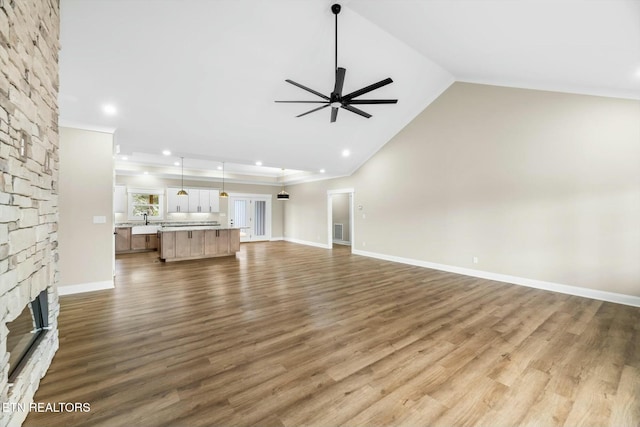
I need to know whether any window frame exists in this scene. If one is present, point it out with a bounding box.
[127,188,164,221]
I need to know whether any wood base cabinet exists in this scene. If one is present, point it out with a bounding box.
[175,230,205,258]
[160,229,240,262]
[131,234,158,251]
[115,227,131,253]
[116,227,158,253]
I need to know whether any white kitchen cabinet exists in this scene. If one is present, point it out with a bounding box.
[208,189,220,212]
[188,189,210,213]
[114,185,126,213]
[167,187,189,213]
[167,187,219,213]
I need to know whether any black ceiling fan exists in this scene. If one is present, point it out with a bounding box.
[275,3,397,123]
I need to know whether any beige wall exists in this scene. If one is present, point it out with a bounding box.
[285,82,640,297]
[116,175,285,238]
[59,127,114,288]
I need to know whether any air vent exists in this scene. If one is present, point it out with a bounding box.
[333,223,343,241]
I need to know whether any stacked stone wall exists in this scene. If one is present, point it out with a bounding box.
[0,1,60,426]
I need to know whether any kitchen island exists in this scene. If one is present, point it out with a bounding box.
[158,226,241,262]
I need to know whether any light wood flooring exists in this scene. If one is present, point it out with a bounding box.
[25,242,640,426]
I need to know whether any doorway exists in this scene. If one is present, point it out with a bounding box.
[229,194,272,242]
[327,188,354,250]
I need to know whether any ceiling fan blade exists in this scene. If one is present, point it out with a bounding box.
[296,103,330,118]
[285,79,330,100]
[275,100,329,103]
[334,67,346,96]
[342,78,393,101]
[341,104,372,119]
[331,107,339,123]
[347,99,398,105]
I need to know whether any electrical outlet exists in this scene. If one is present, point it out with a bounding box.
[473,256,479,264]
[362,241,366,247]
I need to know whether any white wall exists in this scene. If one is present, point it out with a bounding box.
[58,127,114,293]
[285,83,640,300]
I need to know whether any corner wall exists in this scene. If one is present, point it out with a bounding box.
[58,127,114,293]
[285,83,640,301]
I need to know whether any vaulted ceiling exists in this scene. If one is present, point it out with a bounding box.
[59,0,640,183]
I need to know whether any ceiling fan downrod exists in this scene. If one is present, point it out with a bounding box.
[332,3,341,73]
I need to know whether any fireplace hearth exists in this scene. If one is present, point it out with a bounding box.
[6,291,50,382]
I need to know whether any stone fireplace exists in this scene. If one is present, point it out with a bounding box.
[6,290,50,379]
[0,0,61,426]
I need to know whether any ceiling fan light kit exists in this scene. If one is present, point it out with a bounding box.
[276,3,397,123]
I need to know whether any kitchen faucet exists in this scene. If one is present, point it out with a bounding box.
[143,212,148,225]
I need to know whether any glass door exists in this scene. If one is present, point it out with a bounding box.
[229,196,271,242]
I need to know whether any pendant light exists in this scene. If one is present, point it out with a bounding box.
[177,157,188,196]
[277,168,289,200]
[219,162,229,198]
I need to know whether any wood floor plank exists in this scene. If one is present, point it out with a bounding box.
[22,242,640,427]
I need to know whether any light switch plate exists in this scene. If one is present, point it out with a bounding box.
[93,215,106,224]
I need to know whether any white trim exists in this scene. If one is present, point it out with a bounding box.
[59,121,116,134]
[327,188,355,195]
[229,194,272,242]
[58,280,114,296]
[352,249,640,308]
[227,192,273,199]
[270,236,284,241]
[333,240,352,246]
[127,187,164,195]
[284,237,331,249]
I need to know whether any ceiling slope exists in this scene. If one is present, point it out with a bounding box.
[58,0,639,182]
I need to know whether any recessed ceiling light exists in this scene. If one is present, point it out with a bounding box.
[174,161,180,166]
[121,156,128,161]
[320,169,326,173]
[217,166,223,170]
[143,171,149,175]
[162,150,171,156]
[342,149,350,157]
[255,161,263,166]
[102,104,117,116]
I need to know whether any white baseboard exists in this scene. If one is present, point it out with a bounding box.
[284,237,331,249]
[270,236,284,241]
[352,249,640,308]
[58,280,114,296]
[333,240,352,246]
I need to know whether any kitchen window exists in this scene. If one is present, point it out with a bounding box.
[127,188,164,220]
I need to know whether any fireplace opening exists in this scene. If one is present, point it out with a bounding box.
[6,290,49,382]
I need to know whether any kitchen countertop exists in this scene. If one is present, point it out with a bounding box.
[160,226,241,232]
[116,221,220,227]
